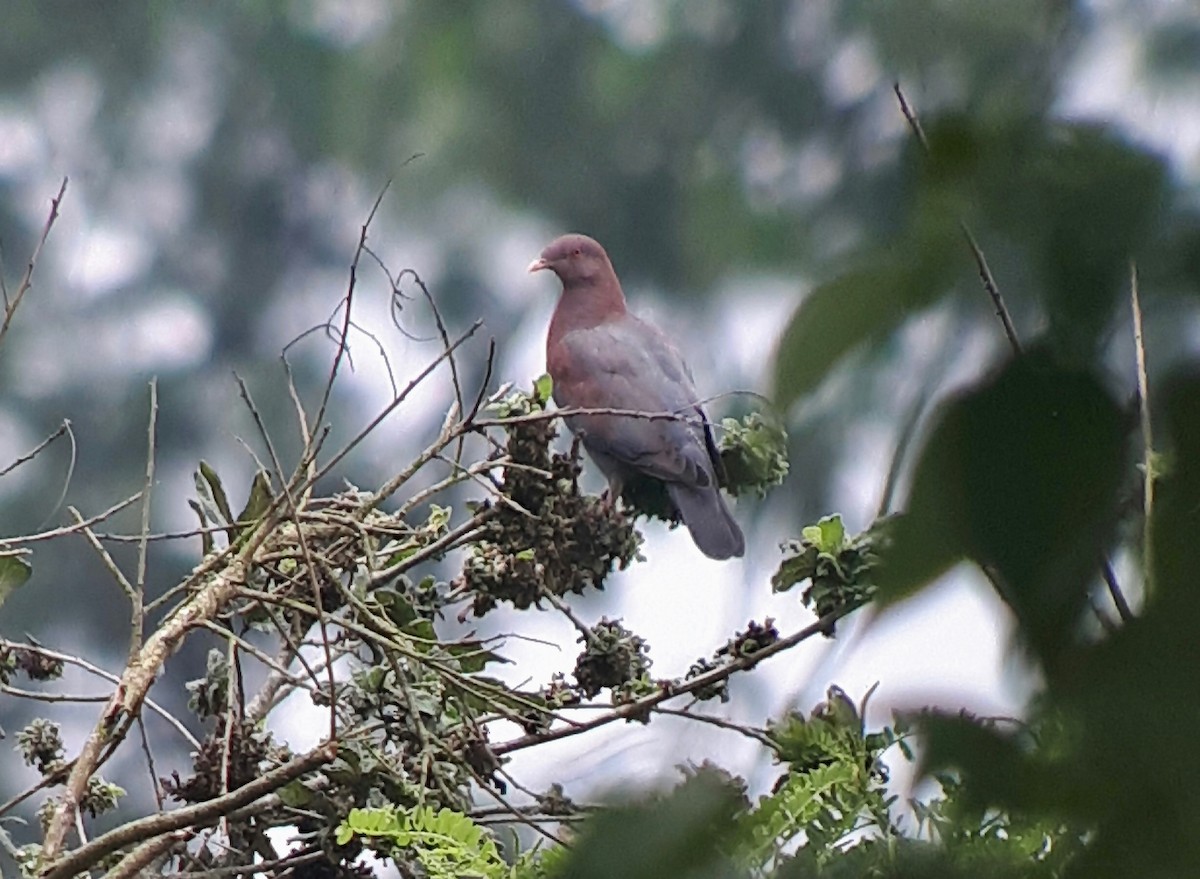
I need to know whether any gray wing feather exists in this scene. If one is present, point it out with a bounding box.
[554,318,744,560]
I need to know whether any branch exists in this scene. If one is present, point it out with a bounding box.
[493,607,852,756]
[40,743,337,879]
[40,516,283,859]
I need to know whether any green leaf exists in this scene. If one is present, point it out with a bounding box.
[773,203,958,410]
[236,470,273,537]
[556,772,744,879]
[533,373,553,404]
[805,515,845,554]
[877,350,1128,667]
[276,780,313,808]
[444,640,511,674]
[372,587,418,627]
[0,553,31,609]
[198,460,235,525]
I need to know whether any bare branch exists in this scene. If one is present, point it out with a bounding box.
[0,177,68,350]
[0,419,70,478]
[494,607,853,757]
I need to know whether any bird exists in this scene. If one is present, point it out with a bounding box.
[528,233,745,560]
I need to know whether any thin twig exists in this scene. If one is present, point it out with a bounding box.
[69,507,136,600]
[892,83,1022,355]
[35,419,77,531]
[312,181,391,436]
[959,221,1022,354]
[1130,260,1154,598]
[893,81,1134,624]
[134,715,165,812]
[652,706,776,747]
[494,607,853,757]
[0,419,69,477]
[0,177,67,349]
[0,640,201,753]
[133,380,158,654]
[0,492,141,546]
[1099,559,1134,624]
[540,589,601,649]
[311,322,482,497]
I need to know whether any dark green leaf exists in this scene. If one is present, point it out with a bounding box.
[557,773,744,879]
[0,553,32,609]
[877,350,1128,667]
[236,470,273,537]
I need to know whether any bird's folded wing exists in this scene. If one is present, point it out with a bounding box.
[553,321,714,488]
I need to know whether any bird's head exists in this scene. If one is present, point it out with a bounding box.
[528,234,613,288]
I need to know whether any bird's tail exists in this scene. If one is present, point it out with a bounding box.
[667,483,745,560]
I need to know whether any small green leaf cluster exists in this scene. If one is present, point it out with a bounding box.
[720,411,790,497]
[0,644,63,685]
[773,515,885,625]
[572,617,652,699]
[16,719,64,774]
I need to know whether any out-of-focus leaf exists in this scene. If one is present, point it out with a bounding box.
[0,553,32,609]
[1144,25,1200,79]
[1150,368,1200,600]
[877,350,1128,667]
[924,115,1168,353]
[558,772,744,879]
[919,713,1050,814]
[773,192,960,410]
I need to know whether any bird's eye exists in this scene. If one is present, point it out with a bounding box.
[572,248,582,256]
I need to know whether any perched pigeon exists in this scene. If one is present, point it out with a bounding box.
[528,233,745,560]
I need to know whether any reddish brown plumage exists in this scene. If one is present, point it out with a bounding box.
[529,233,744,560]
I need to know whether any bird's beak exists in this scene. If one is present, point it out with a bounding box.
[527,257,550,274]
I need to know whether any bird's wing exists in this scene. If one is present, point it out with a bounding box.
[552,317,715,488]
